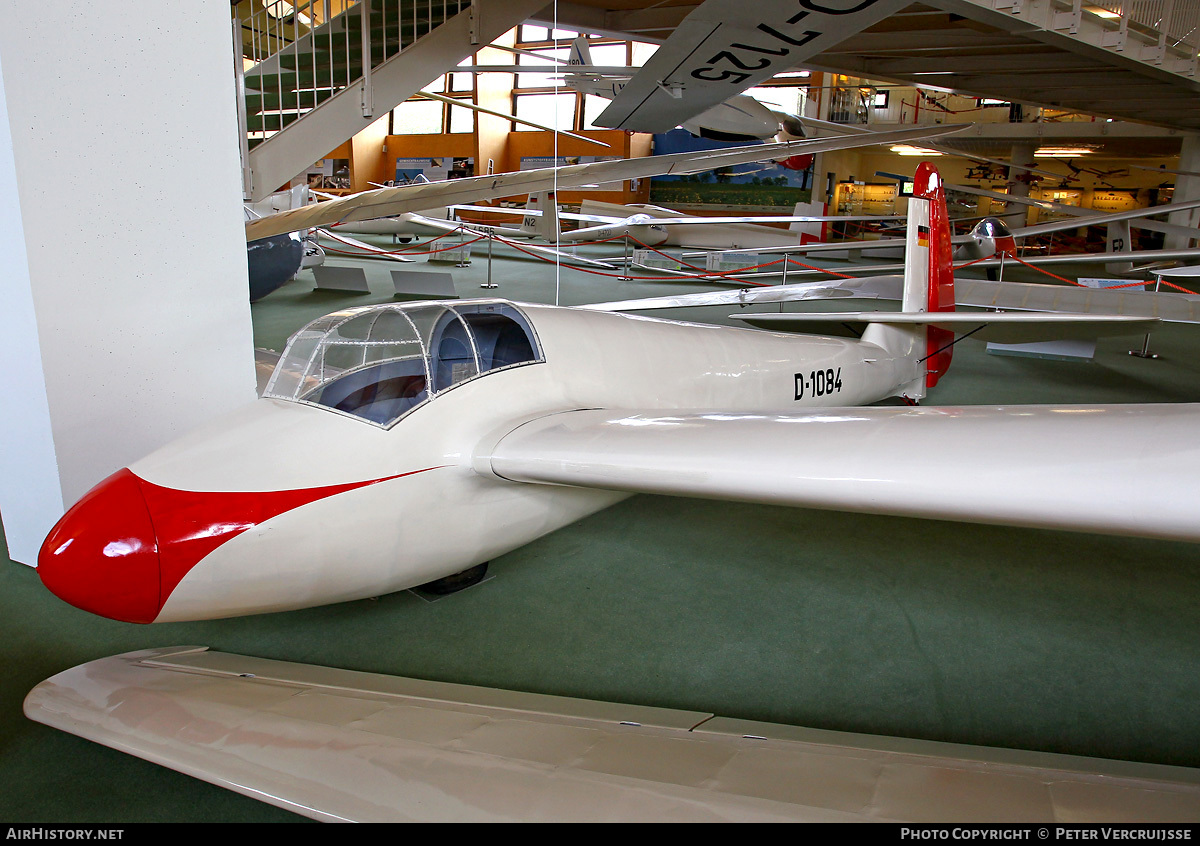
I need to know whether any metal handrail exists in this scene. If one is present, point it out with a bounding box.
[1085,0,1200,51]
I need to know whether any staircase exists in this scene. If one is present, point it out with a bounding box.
[236,0,546,202]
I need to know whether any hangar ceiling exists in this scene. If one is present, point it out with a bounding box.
[535,0,1200,134]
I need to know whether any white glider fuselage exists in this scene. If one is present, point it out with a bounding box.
[43,302,921,624]
[557,214,674,247]
[38,163,960,625]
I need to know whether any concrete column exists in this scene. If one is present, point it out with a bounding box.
[0,3,257,564]
[1165,133,1200,250]
[1004,143,1036,230]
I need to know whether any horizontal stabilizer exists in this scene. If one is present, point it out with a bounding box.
[731,311,1157,343]
[955,278,1200,324]
[477,405,1200,544]
[581,278,893,312]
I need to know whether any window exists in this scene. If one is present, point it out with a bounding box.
[392,99,443,134]
[264,302,543,428]
[513,92,576,131]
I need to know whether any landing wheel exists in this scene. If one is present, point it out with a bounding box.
[417,562,489,595]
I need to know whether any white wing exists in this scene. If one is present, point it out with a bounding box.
[583,275,1200,324]
[581,276,893,311]
[27,646,1200,822]
[593,0,907,133]
[315,229,415,262]
[955,277,1200,323]
[475,404,1200,544]
[245,126,963,241]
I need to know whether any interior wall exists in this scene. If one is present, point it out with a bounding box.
[475,33,517,179]
[0,2,257,564]
[506,130,648,205]
[350,115,391,192]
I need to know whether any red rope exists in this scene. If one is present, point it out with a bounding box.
[491,233,774,286]
[1002,252,1198,295]
[785,256,856,278]
[321,229,490,257]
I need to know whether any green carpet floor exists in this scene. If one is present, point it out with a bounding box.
[4,236,1200,821]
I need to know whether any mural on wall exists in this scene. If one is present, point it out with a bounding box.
[649,130,813,208]
[307,159,350,189]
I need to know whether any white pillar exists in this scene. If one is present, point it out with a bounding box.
[1165,133,1200,250]
[1004,143,1036,230]
[0,3,257,564]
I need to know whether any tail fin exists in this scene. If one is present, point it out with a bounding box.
[568,37,592,66]
[904,161,955,389]
[521,191,560,239]
[1105,219,1134,274]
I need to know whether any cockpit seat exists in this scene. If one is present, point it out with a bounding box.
[433,336,476,392]
[313,358,428,425]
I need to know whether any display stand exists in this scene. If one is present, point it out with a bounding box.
[312,266,371,294]
[391,270,457,299]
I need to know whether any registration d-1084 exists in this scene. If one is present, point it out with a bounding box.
[794,367,843,400]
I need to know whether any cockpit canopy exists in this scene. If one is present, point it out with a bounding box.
[263,300,542,427]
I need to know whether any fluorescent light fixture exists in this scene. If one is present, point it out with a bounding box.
[1034,147,1096,157]
[1085,6,1122,19]
[892,145,943,156]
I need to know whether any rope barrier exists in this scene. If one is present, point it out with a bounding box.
[999,251,1199,295]
[322,227,1200,298]
[320,228,490,257]
[491,232,774,286]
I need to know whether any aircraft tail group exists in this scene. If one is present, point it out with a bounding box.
[904,161,956,388]
[521,192,560,240]
[568,37,592,67]
[861,161,957,398]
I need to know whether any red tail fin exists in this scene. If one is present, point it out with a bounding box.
[912,162,955,388]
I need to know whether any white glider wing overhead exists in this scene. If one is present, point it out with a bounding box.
[244,126,959,242]
[593,0,907,133]
[475,404,1200,545]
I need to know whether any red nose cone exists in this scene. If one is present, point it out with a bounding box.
[38,469,161,623]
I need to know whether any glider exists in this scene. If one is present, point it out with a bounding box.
[239,125,959,300]
[242,126,953,244]
[591,0,907,135]
[36,162,1175,625]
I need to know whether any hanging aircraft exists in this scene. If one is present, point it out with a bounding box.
[462,37,815,170]
[236,125,951,305]
[37,161,1175,625]
[560,38,803,149]
[589,0,909,136]
[243,126,946,246]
